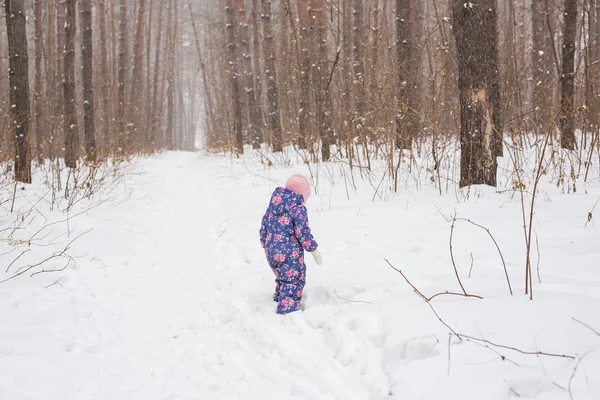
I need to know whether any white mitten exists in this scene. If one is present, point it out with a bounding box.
[311,249,323,265]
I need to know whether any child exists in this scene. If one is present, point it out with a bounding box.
[259,174,322,314]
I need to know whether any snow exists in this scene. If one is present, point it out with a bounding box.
[1,145,599,399]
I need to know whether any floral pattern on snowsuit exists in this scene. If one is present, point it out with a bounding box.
[260,187,318,314]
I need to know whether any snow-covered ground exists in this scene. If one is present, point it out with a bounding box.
[1,146,599,399]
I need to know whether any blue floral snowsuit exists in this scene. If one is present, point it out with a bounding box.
[260,187,318,314]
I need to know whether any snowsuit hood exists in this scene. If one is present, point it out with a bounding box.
[268,187,305,216]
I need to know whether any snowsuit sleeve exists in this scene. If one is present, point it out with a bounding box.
[259,212,268,248]
[292,205,318,252]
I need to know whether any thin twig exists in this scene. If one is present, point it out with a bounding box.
[455,334,576,360]
[44,275,66,289]
[584,196,599,228]
[333,289,372,304]
[0,230,90,284]
[31,258,72,276]
[384,258,482,301]
[427,290,483,301]
[449,213,468,296]
[572,317,600,337]
[468,252,474,278]
[5,249,30,273]
[568,351,593,400]
[455,217,512,295]
[384,258,427,301]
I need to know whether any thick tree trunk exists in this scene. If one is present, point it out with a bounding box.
[117,0,128,153]
[63,0,78,168]
[96,0,110,149]
[395,0,413,150]
[559,0,577,150]
[238,1,262,149]
[45,0,57,159]
[165,0,175,150]
[312,0,333,161]
[297,0,312,149]
[352,0,365,132]
[81,0,97,163]
[130,0,146,143]
[251,0,265,134]
[591,0,600,130]
[371,0,380,99]
[33,0,44,161]
[226,0,244,153]
[452,0,501,188]
[531,0,552,131]
[150,1,164,147]
[5,0,32,182]
[341,0,353,147]
[261,0,283,152]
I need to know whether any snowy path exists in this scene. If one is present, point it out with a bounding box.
[1,151,599,399]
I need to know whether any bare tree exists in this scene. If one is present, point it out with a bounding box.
[117,0,129,153]
[63,0,78,168]
[395,0,414,150]
[165,0,175,150]
[238,1,262,149]
[225,0,244,153]
[591,0,600,131]
[81,0,97,163]
[96,0,110,149]
[558,0,578,150]
[251,0,264,134]
[452,0,501,188]
[297,0,312,149]
[150,0,165,147]
[261,0,283,152]
[352,0,365,134]
[531,0,552,130]
[33,0,44,161]
[130,0,146,144]
[312,0,334,160]
[4,0,32,182]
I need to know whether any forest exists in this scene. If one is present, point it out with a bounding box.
[0,1,598,190]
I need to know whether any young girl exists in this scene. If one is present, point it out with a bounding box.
[259,174,322,314]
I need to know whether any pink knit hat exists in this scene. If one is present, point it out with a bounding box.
[285,174,311,202]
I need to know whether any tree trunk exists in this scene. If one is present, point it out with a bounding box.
[395,0,413,150]
[251,0,264,135]
[117,0,128,153]
[63,0,78,168]
[96,0,110,151]
[5,0,32,182]
[371,0,380,100]
[238,1,262,149]
[130,0,146,144]
[313,0,333,161]
[297,0,312,149]
[559,0,577,150]
[226,0,244,153]
[33,0,44,162]
[45,0,57,160]
[341,0,353,148]
[165,0,175,150]
[261,0,283,152]
[591,0,600,130]
[452,0,500,188]
[81,0,97,163]
[352,0,365,132]
[150,1,164,147]
[531,0,552,131]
